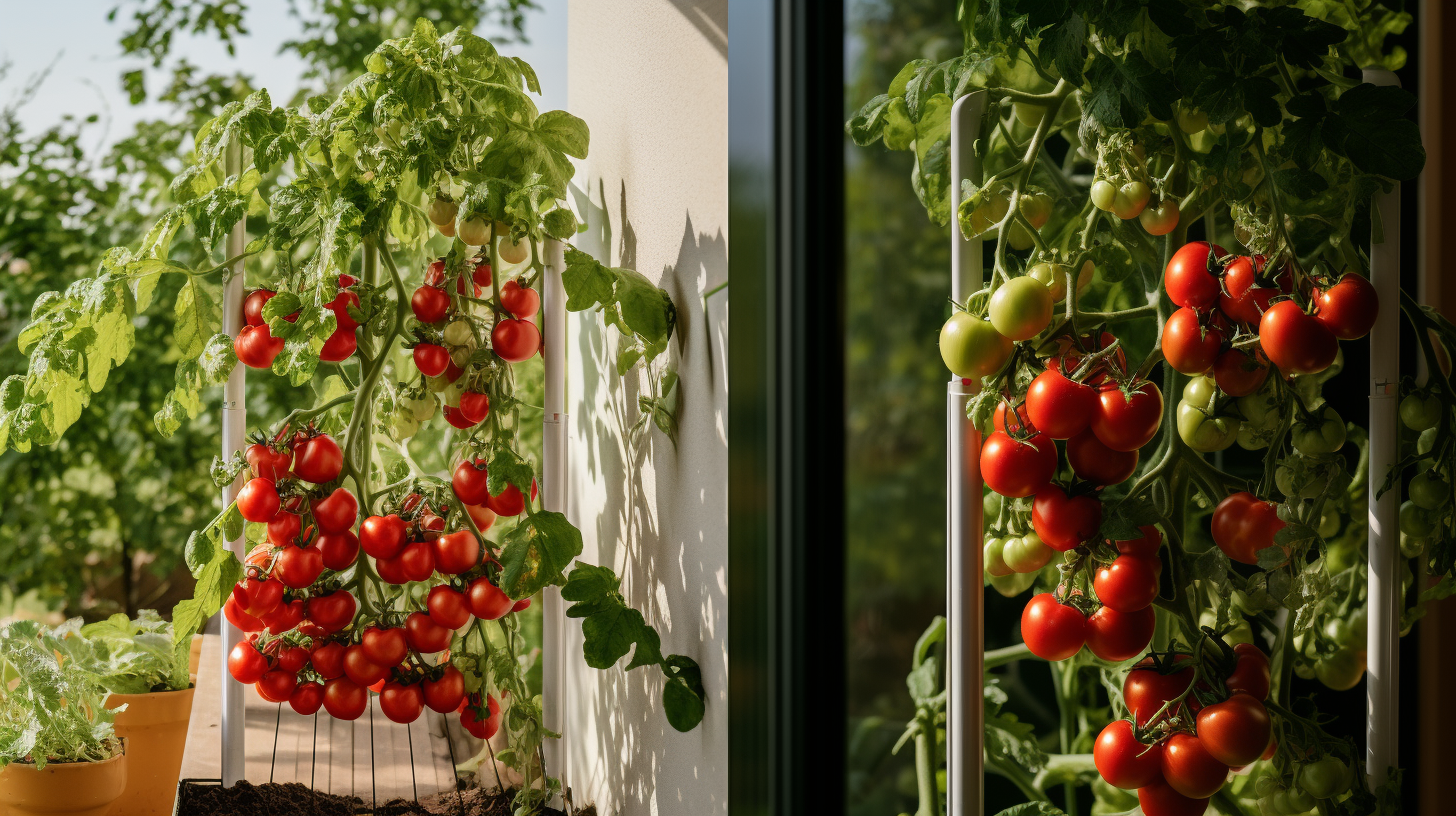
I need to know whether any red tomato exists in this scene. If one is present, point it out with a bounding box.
[512,598,532,612]
[310,641,346,679]
[486,479,536,517]
[993,400,1034,434]
[1258,300,1337,375]
[242,288,276,327]
[266,511,303,547]
[452,458,491,505]
[458,391,490,424]
[273,543,324,589]
[1066,429,1138,487]
[260,599,304,634]
[292,434,343,484]
[473,261,492,287]
[379,681,426,724]
[237,477,281,523]
[1195,692,1271,766]
[1160,733,1229,799]
[1161,308,1223,375]
[324,678,369,720]
[256,669,298,703]
[359,514,408,559]
[980,432,1056,498]
[464,502,497,533]
[460,694,501,740]
[343,645,391,688]
[500,280,541,318]
[306,591,357,632]
[1116,525,1162,561]
[1211,347,1269,397]
[319,327,357,362]
[423,666,466,713]
[427,585,472,629]
[1314,273,1379,340]
[1124,656,1195,726]
[1210,492,1285,565]
[1226,643,1271,700]
[411,285,451,323]
[246,443,292,481]
[492,318,540,363]
[328,287,360,330]
[1219,255,1289,325]
[289,681,325,715]
[227,640,270,684]
[1138,777,1209,816]
[434,531,480,575]
[234,575,283,617]
[1025,369,1098,439]
[1085,605,1155,662]
[375,552,409,584]
[1032,485,1102,551]
[1094,719,1163,789]
[317,530,360,570]
[235,324,285,369]
[443,404,479,429]
[224,595,264,632]
[361,626,408,666]
[1163,241,1227,308]
[468,577,515,621]
[1093,381,1163,451]
[397,539,437,582]
[414,343,450,377]
[310,488,357,533]
[405,611,452,653]
[1020,593,1086,661]
[1094,556,1158,612]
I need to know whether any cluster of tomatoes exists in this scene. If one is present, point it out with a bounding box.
[235,275,363,369]
[408,257,541,430]
[1094,642,1274,816]
[224,426,526,737]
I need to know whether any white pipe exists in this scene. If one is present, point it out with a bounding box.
[1362,67,1401,789]
[947,90,987,816]
[539,237,568,793]
[219,133,248,787]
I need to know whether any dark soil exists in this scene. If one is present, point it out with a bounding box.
[176,781,586,816]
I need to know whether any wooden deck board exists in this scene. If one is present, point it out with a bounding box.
[179,633,462,805]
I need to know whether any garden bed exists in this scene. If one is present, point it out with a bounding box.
[176,780,580,816]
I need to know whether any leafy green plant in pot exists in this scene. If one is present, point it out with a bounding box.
[0,620,128,816]
[56,612,197,816]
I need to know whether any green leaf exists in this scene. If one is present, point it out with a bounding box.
[174,278,219,358]
[846,94,892,146]
[487,445,535,497]
[532,111,590,159]
[1330,83,1426,180]
[992,804,1067,816]
[662,655,706,732]
[561,247,616,311]
[498,511,583,598]
[1040,14,1087,83]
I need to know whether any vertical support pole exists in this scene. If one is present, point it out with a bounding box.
[220,132,248,787]
[1363,64,1403,790]
[1363,66,1401,789]
[947,91,987,816]
[539,238,568,793]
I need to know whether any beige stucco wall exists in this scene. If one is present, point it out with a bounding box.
[560,2,728,814]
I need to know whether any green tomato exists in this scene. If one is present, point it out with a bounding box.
[387,408,419,441]
[458,216,491,246]
[1112,181,1150,220]
[1020,194,1052,229]
[988,570,1037,598]
[983,491,1003,519]
[988,277,1054,341]
[1299,757,1349,799]
[1178,401,1240,452]
[1401,393,1443,431]
[1199,609,1253,645]
[1314,647,1365,691]
[984,537,1014,577]
[1284,786,1316,812]
[1183,375,1218,409]
[1176,106,1209,133]
[1090,180,1117,211]
[1276,463,1323,500]
[1254,776,1280,798]
[1006,220,1036,251]
[1409,469,1450,510]
[1399,500,1437,536]
[1291,405,1346,455]
[1325,541,1359,574]
[1400,532,1426,559]
[940,312,1013,379]
[1003,532,1053,573]
[1027,262,1069,301]
[404,394,437,422]
[1317,510,1341,539]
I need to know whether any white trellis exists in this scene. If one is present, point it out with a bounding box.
[216,128,570,785]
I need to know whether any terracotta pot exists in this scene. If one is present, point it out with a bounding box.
[0,745,127,816]
[187,635,203,677]
[105,684,195,816]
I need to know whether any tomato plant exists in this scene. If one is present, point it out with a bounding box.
[849,2,1427,814]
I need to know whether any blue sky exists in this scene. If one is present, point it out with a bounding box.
[0,0,567,152]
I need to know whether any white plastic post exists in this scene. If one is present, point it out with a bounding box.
[1362,67,1401,788]
[947,90,988,816]
[539,238,568,791]
[220,133,248,787]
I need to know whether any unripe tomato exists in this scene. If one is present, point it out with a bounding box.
[1094,719,1163,789]
[1084,604,1154,661]
[458,216,491,246]
[1176,106,1209,133]
[1313,273,1378,340]
[499,234,531,264]
[1164,242,1226,309]
[1025,369,1098,440]
[1211,348,1269,397]
[1012,101,1046,126]
[988,276,1054,341]
[1400,393,1442,431]
[1020,193,1052,228]
[1314,647,1365,690]
[1409,469,1450,510]
[428,197,458,226]
[1020,593,1086,661]
[1196,692,1271,766]
[1066,428,1138,486]
[979,432,1056,498]
[1140,198,1179,235]
[1259,301,1338,375]
[983,537,1013,577]
[1290,404,1346,455]
[1032,485,1102,551]
[1090,180,1117,211]
[1299,756,1349,799]
[939,312,1012,379]
[1160,733,1229,799]
[1092,381,1162,452]
[1112,181,1150,220]
[1161,308,1223,375]
[1176,402,1239,452]
[999,533,1048,574]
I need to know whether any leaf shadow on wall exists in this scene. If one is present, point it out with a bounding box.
[565,177,728,813]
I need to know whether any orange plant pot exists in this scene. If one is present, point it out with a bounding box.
[0,747,127,816]
[105,685,195,816]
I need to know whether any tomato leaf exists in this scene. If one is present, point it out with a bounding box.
[498,511,582,598]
